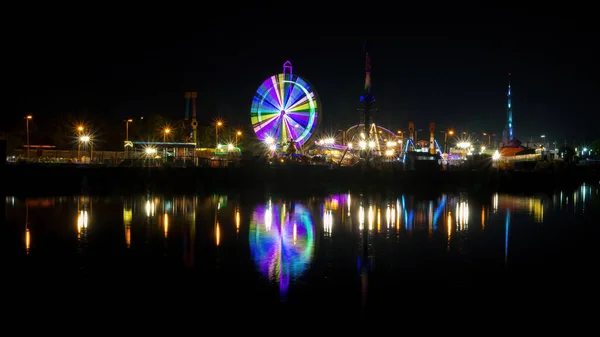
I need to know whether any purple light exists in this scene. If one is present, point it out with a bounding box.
[249,201,315,299]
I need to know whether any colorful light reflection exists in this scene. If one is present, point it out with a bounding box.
[249,201,315,298]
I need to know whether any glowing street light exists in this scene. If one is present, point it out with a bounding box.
[79,135,92,163]
[163,128,170,142]
[125,119,133,141]
[123,119,133,158]
[441,129,454,154]
[235,130,242,146]
[215,120,224,146]
[25,115,32,160]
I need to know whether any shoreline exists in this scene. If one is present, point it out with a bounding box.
[2,163,598,197]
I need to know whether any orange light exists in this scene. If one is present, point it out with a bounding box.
[164,128,170,134]
[236,131,242,136]
[127,119,133,122]
[448,130,454,135]
[217,121,222,127]
[26,115,32,120]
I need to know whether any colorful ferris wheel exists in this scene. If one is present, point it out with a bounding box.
[250,61,321,150]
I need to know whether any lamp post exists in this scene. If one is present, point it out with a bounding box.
[163,128,170,142]
[80,136,91,163]
[483,132,491,147]
[125,119,132,142]
[215,121,223,146]
[124,119,133,158]
[77,126,84,162]
[25,115,32,160]
[163,128,170,157]
[235,130,242,146]
[441,129,454,154]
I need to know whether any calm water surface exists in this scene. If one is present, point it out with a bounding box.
[3,184,599,317]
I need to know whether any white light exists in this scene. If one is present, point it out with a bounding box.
[264,136,274,145]
[347,143,353,149]
[386,141,396,147]
[145,147,157,154]
[492,150,500,160]
[269,144,276,151]
[359,141,367,149]
[227,144,234,151]
[385,149,394,156]
[368,141,375,148]
[80,136,90,142]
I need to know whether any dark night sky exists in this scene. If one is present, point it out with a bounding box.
[6,7,599,144]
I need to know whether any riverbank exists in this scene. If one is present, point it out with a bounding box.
[2,163,598,196]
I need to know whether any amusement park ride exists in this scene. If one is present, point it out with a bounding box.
[250,60,321,156]
[248,42,444,168]
[129,45,523,169]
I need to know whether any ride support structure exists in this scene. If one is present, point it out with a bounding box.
[183,92,199,146]
[358,41,377,162]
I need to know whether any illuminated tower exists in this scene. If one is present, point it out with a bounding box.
[504,73,513,144]
[359,40,376,138]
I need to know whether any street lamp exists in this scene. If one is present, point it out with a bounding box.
[482,132,496,148]
[25,115,32,160]
[235,130,242,146]
[163,128,170,142]
[163,128,171,157]
[441,129,454,154]
[76,126,84,162]
[124,119,133,158]
[125,119,133,142]
[215,120,223,146]
[80,136,91,163]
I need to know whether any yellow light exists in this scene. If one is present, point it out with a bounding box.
[164,213,169,238]
[236,131,242,136]
[127,119,133,122]
[448,130,454,135]
[217,121,222,127]
[164,128,170,134]
[77,126,84,132]
[216,223,220,246]
[26,115,32,120]
[25,228,30,251]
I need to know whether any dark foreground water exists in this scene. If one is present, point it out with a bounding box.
[3,184,599,321]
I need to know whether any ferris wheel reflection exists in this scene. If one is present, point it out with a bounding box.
[249,200,315,299]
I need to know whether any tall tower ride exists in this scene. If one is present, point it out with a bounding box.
[504,73,513,144]
[359,40,376,137]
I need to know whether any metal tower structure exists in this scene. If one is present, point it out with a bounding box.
[504,73,513,144]
[183,92,198,145]
[359,41,376,135]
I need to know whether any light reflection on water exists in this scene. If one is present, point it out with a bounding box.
[4,183,599,300]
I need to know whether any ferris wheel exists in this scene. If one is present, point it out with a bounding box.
[250,61,321,151]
